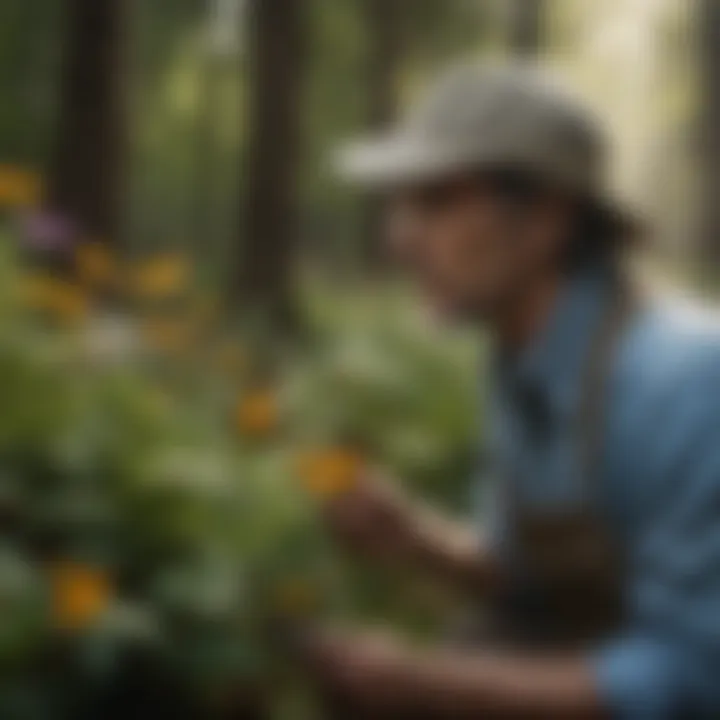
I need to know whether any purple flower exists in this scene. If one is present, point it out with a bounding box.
[21,211,77,252]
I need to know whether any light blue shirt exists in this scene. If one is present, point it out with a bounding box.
[486,265,720,718]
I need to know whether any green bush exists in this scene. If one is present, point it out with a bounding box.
[0,238,480,716]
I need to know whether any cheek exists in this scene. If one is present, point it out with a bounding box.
[433,240,477,285]
[470,234,517,290]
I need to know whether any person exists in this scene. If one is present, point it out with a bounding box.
[299,63,720,719]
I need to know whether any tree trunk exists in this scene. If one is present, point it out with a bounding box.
[509,0,544,57]
[192,52,221,259]
[697,0,720,275]
[237,0,307,332]
[47,0,128,247]
[361,0,404,273]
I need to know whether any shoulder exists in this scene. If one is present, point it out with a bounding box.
[610,291,720,479]
[617,292,720,408]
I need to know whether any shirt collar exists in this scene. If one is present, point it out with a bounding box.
[499,263,614,418]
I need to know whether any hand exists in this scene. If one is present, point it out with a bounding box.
[302,627,604,720]
[301,626,419,712]
[322,471,425,563]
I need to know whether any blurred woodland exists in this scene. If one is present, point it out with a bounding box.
[0,0,715,717]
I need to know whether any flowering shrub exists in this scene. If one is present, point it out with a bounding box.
[0,231,479,716]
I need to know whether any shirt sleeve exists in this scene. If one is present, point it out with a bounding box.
[593,345,720,719]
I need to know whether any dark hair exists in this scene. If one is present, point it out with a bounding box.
[480,166,620,271]
[565,199,621,270]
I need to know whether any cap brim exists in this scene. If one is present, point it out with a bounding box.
[335,134,646,242]
[334,133,482,189]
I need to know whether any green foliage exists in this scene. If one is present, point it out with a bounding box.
[0,236,479,715]
[289,286,480,508]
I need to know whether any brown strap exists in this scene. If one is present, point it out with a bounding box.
[500,276,641,513]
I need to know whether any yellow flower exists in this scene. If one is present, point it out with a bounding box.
[234,390,278,438]
[75,242,115,286]
[131,254,190,298]
[273,577,319,618]
[50,561,112,631]
[296,447,363,498]
[20,274,89,325]
[54,284,88,325]
[0,166,43,208]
